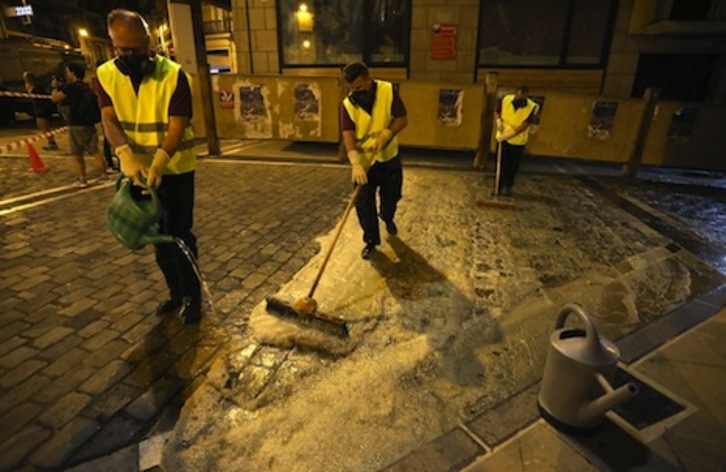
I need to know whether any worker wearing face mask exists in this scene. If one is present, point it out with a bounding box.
[96,9,202,325]
[340,62,409,260]
[494,85,539,196]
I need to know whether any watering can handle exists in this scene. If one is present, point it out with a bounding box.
[555,304,599,340]
[115,173,160,200]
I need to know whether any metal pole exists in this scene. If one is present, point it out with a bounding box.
[169,0,220,156]
[189,0,220,156]
[473,72,498,170]
[623,87,659,178]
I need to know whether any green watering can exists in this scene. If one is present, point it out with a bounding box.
[106,174,175,250]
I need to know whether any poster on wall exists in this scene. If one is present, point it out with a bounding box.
[234,81,273,139]
[431,24,457,60]
[294,83,320,122]
[666,107,698,143]
[437,89,463,126]
[588,101,618,139]
[219,88,234,109]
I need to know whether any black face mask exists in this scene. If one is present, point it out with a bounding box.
[512,98,527,109]
[351,90,375,109]
[115,54,154,80]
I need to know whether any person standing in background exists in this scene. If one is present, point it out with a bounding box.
[494,85,539,196]
[23,72,59,150]
[51,63,107,188]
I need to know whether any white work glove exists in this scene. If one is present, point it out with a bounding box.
[145,148,170,189]
[115,144,144,186]
[347,150,368,185]
[372,128,393,154]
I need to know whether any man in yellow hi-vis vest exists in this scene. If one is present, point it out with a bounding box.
[97,9,202,324]
[341,62,408,260]
[494,85,539,196]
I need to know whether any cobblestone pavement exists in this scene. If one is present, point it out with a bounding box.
[3,137,726,470]
[0,153,353,470]
[158,165,724,471]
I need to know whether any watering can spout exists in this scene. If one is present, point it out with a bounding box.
[581,373,638,423]
[142,233,177,246]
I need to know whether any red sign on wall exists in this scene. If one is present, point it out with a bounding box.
[431,24,457,60]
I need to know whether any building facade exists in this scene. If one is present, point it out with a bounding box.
[211,0,726,103]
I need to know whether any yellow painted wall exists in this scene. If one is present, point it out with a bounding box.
[191,73,726,173]
[200,75,485,149]
[526,92,645,163]
[642,101,726,171]
[207,75,341,142]
[397,82,484,149]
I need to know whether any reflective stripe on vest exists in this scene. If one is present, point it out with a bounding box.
[343,80,399,167]
[97,56,196,174]
[501,95,539,146]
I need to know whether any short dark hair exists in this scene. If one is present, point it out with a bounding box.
[67,63,85,80]
[343,62,369,83]
[517,85,529,94]
[108,9,150,35]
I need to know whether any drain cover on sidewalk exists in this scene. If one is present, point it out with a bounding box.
[612,367,685,430]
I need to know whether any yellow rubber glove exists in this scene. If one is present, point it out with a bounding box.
[372,128,393,154]
[347,150,368,185]
[115,144,143,186]
[146,148,170,189]
[496,118,504,133]
[496,129,517,142]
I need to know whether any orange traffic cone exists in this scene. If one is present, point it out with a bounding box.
[28,143,49,173]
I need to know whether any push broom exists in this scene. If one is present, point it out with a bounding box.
[476,140,516,210]
[265,185,361,338]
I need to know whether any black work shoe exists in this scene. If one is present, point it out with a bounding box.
[361,244,376,260]
[178,297,202,325]
[156,298,182,317]
[384,219,398,236]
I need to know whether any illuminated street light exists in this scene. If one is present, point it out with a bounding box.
[296,3,313,32]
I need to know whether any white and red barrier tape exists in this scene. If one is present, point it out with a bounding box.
[0,91,53,100]
[0,127,67,155]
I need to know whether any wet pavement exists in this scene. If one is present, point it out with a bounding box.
[1,134,726,471]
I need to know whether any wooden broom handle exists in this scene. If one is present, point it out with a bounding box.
[307,185,362,299]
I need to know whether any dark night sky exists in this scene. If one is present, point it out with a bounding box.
[80,0,167,23]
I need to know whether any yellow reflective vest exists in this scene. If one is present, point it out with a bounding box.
[342,80,399,167]
[500,95,539,146]
[97,55,196,174]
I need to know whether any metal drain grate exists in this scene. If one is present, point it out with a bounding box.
[612,367,685,430]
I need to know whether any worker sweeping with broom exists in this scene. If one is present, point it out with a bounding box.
[264,63,408,339]
[340,62,409,260]
[493,85,539,196]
